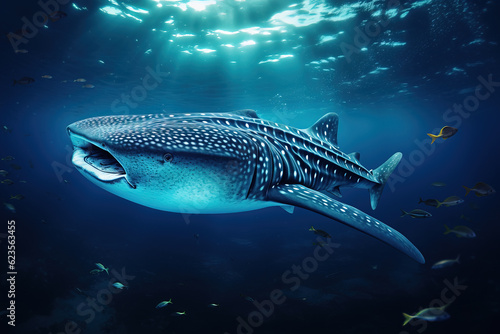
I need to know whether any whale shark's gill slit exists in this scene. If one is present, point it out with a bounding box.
[246,162,258,199]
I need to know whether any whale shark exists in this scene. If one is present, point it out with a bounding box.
[67,110,424,263]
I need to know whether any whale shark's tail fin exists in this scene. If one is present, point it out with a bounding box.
[369,152,402,210]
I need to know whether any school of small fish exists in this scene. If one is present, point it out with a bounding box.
[80,262,219,317]
[399,126,496,327]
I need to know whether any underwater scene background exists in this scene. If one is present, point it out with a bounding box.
[1,0,499,333]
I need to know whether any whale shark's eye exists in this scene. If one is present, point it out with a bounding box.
[163,153,173,162]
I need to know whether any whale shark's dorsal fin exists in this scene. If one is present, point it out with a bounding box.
[230,109,260,118]
[348,152,361,163]
[303,113,339,146]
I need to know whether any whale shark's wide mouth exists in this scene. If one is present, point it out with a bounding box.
[67,129,133,187]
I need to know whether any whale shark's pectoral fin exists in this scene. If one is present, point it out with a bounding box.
[267,184,425,264]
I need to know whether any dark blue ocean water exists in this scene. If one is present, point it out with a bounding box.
[1,0,499,333]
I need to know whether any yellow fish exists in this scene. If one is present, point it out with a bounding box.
[10,194,24,200]
[156,299,172,308]
[403,304,450,326]
[309,226,331,238]
[427,126,458,144]
[444,225,476,238]
[463,182,496,197]
[436,196,464,208]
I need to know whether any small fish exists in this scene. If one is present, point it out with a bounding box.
[463,182,496,197]
[49,11,67,22]
[13,77,35,86]
[403,304,450,326]
[112,282,127,289]
[312,241,327,247]
[427,126,458,144]
[444,225,476,238]
[0,170,8,176]
[156,299,173,308]
[240,294,255,302]
[460,214,472,222]
[436,196,464,208]
[14,49,28,54]
[41,75,53,79]
[74,78,86,83]
[208,303,219,307]
[1,179,14,185]
[171,311,186,316]
[431,182,446,187]
[82,84,95,88]
[4,203,16,213]
[400,209,432,218]
[10,194,24,200]
[308,226,331,238]
[325,271,340,278]
[3,126,11,133]
[19,180,27,184]
[418,198,440,207]
[75,288,89,297]
[89,269,103,274]
[432,255,460,269]
[95,263,109,274]
[2,156,15,160]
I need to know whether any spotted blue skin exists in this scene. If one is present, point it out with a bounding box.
[67,110,424,263]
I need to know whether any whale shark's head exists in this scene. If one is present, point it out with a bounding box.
[67,114,257,213]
